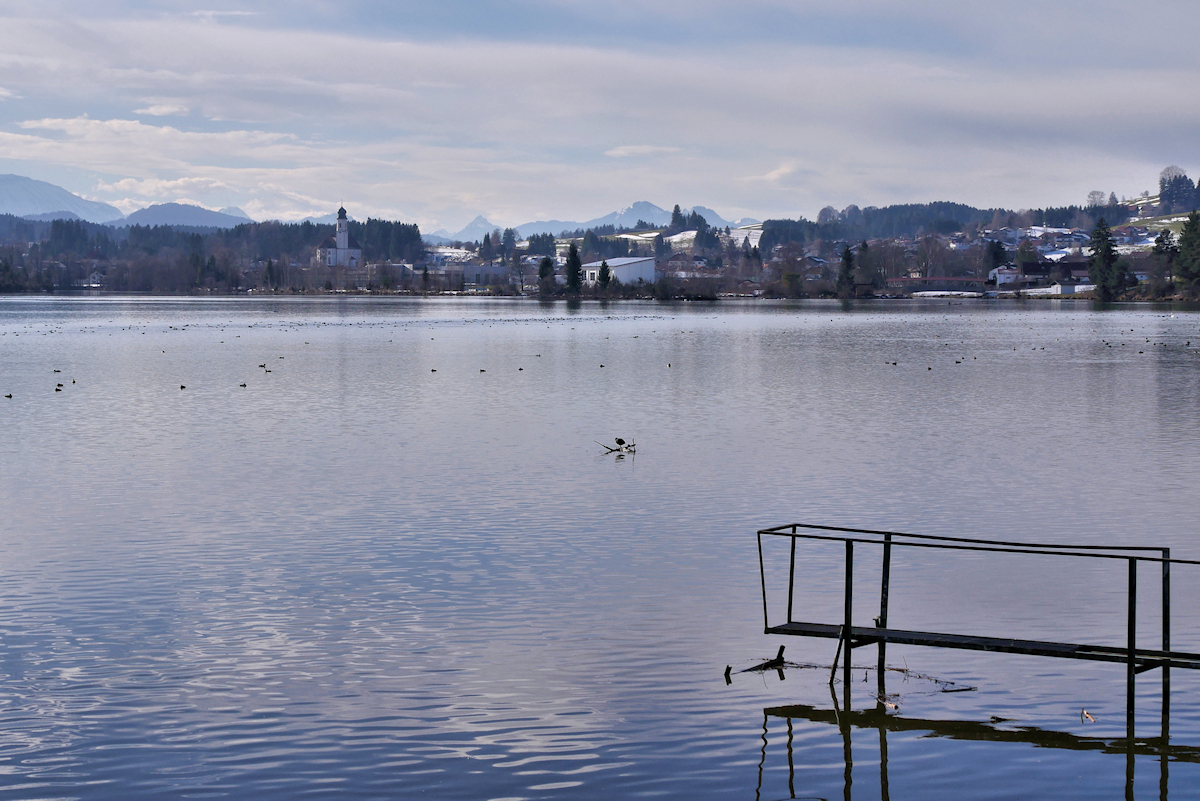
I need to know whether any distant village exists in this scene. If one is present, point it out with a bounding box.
[1,167,1197,299]
[338,191,1194,301]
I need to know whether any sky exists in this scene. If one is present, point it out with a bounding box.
[0,0,1196,231]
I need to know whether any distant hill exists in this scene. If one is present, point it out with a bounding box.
[427,203,759,244]
[123,203,251,228]
[0,174,124,223]
[514,202,758,238]
[219,207,252,220]
[431,202,759,241]
[434,215,500,243]
[516,202,671,237]
[23,210,82,222]
[691,206,760,229]
[299,213,340,225]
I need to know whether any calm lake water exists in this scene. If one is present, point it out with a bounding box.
[3,295,1200,799]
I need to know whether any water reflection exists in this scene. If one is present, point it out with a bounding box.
[757,680,1191,800]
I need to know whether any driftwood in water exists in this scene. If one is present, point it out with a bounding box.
[750,645,786,672]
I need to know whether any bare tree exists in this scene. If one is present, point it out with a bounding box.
[1161,165,1188,183]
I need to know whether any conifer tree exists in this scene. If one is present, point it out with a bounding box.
[1176,212,1200,285]
[565,243,582,293]
[1088,218,1126,301]
[670,205,686,230]
[598,260,611,290]
[837,246,855,298]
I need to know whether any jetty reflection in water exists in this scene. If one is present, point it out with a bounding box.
[757,681,1188,801]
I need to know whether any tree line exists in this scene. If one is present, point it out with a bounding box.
[0,215,424,293]
[759,200,1134,254]
[1089,212,1200,301]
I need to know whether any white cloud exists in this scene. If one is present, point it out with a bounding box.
[0,8,1194,227]
[604,145,681,158]
[134,104,189,117]
[188,10,259,22]
[94,176,230,199]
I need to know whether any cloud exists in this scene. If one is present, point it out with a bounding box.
[604,145,681,158]
[94,176,230,199]
[188,11,259,23]
[0,7,1195,227]
[134,103,189,116]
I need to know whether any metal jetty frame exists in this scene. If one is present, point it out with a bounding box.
[757,523,1200,743]
[756,700,1200,801]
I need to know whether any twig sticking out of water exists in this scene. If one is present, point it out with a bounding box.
[596,438,636,454]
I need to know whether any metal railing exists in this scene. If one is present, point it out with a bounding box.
[757,523,1200,742]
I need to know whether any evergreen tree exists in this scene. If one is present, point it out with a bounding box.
[1160,167,1196,212]
[1149,229,1178,296]
[0,258,24,292]
[582,229,601,256]
[837,246,855,298]
[1176,212,1200,284]
[565,243,582,293]
[598,260,611,290]
[654,233,670,259]
[526,233,555,256]
[670,204,685,230]
[1152,228,1178,261]
[480,233,494,264]
[502,228,517,255]
[1088,218,1127,301]
[987,239,1007,271]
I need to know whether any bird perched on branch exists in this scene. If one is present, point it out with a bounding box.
[596,438,636,454]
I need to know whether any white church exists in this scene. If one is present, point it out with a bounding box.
[315,206,363,268]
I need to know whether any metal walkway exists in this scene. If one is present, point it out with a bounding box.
[766,620,1200,672]
[757,523,1200,743]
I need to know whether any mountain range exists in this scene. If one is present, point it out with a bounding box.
[123,203,252,228]
[0,174,124,223]
[428,201,760,243]
[0,174,760,238]
[0,174,261,228]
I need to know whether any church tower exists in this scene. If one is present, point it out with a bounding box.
[336,206,349,251]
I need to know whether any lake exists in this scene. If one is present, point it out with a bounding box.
[2,295,1200,799]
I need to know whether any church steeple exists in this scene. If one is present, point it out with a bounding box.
[336,205,349,250]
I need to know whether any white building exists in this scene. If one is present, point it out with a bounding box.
[989,267,1022,286]
[315,206,363,268]
[582,256,656,286]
